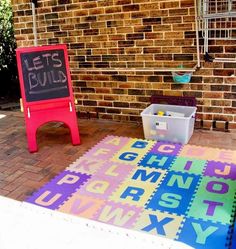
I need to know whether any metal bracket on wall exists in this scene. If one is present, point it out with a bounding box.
[32,0,38,7]
[196,0,236,62]
[31,0,38,46]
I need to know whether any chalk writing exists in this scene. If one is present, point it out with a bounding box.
[20,49,69,102]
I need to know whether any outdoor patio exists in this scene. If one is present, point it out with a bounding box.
[0,110,236,202]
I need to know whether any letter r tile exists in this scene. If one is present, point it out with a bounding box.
[109,180,156,207]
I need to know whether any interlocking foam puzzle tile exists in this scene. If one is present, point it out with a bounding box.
[66,156,105,175]
[179,145,236,164]
[109,178,158,207]
[25,136,236,249]
[177,217,229,249]
[26,170,91,210]
[138,152,176,170]
[145,171,201,215]
[170,157,207,175]
[133,209,184,239]
[150,141,183,156]
[58,193,105,219]
[83,135,131,161]
[187,176,236,224]
[93,200,143,229]
[111,138,155,166]
[204,160,236,180]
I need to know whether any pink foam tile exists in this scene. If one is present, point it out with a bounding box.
[58,192,105,219]
[75,172,122,200]
[179,144,236,164]
[83,136,132,161]
[93,200,143,229]
[66,156,105,175]
[90,160,135,181]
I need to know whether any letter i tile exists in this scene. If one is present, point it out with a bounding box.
[109,180,157,207]
[170,157,207,175]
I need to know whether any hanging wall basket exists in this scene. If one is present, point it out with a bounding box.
[172,71,192,84]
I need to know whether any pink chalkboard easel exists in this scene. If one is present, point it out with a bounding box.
[16,44,80,153]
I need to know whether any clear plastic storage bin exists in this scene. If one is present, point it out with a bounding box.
[141,104,197,144]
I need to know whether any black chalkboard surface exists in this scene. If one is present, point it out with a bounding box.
[19,48,70,102]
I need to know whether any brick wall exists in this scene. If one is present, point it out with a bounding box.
[11,0,236,130]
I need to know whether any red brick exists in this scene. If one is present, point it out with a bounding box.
[11,0,236,130]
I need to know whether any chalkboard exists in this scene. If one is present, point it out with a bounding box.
[16,45,80,152]
[19,48,70,102]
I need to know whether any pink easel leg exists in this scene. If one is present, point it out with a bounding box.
[67,116,80,145]
[70,126,80,145]
[26,127,38,153]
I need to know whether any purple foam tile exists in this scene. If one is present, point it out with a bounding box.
[84,136,132,161]
[26,170,91,210]
[204,161,236,180]
[150,141,183,156]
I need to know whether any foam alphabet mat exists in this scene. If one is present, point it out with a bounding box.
[26,136,236,249]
